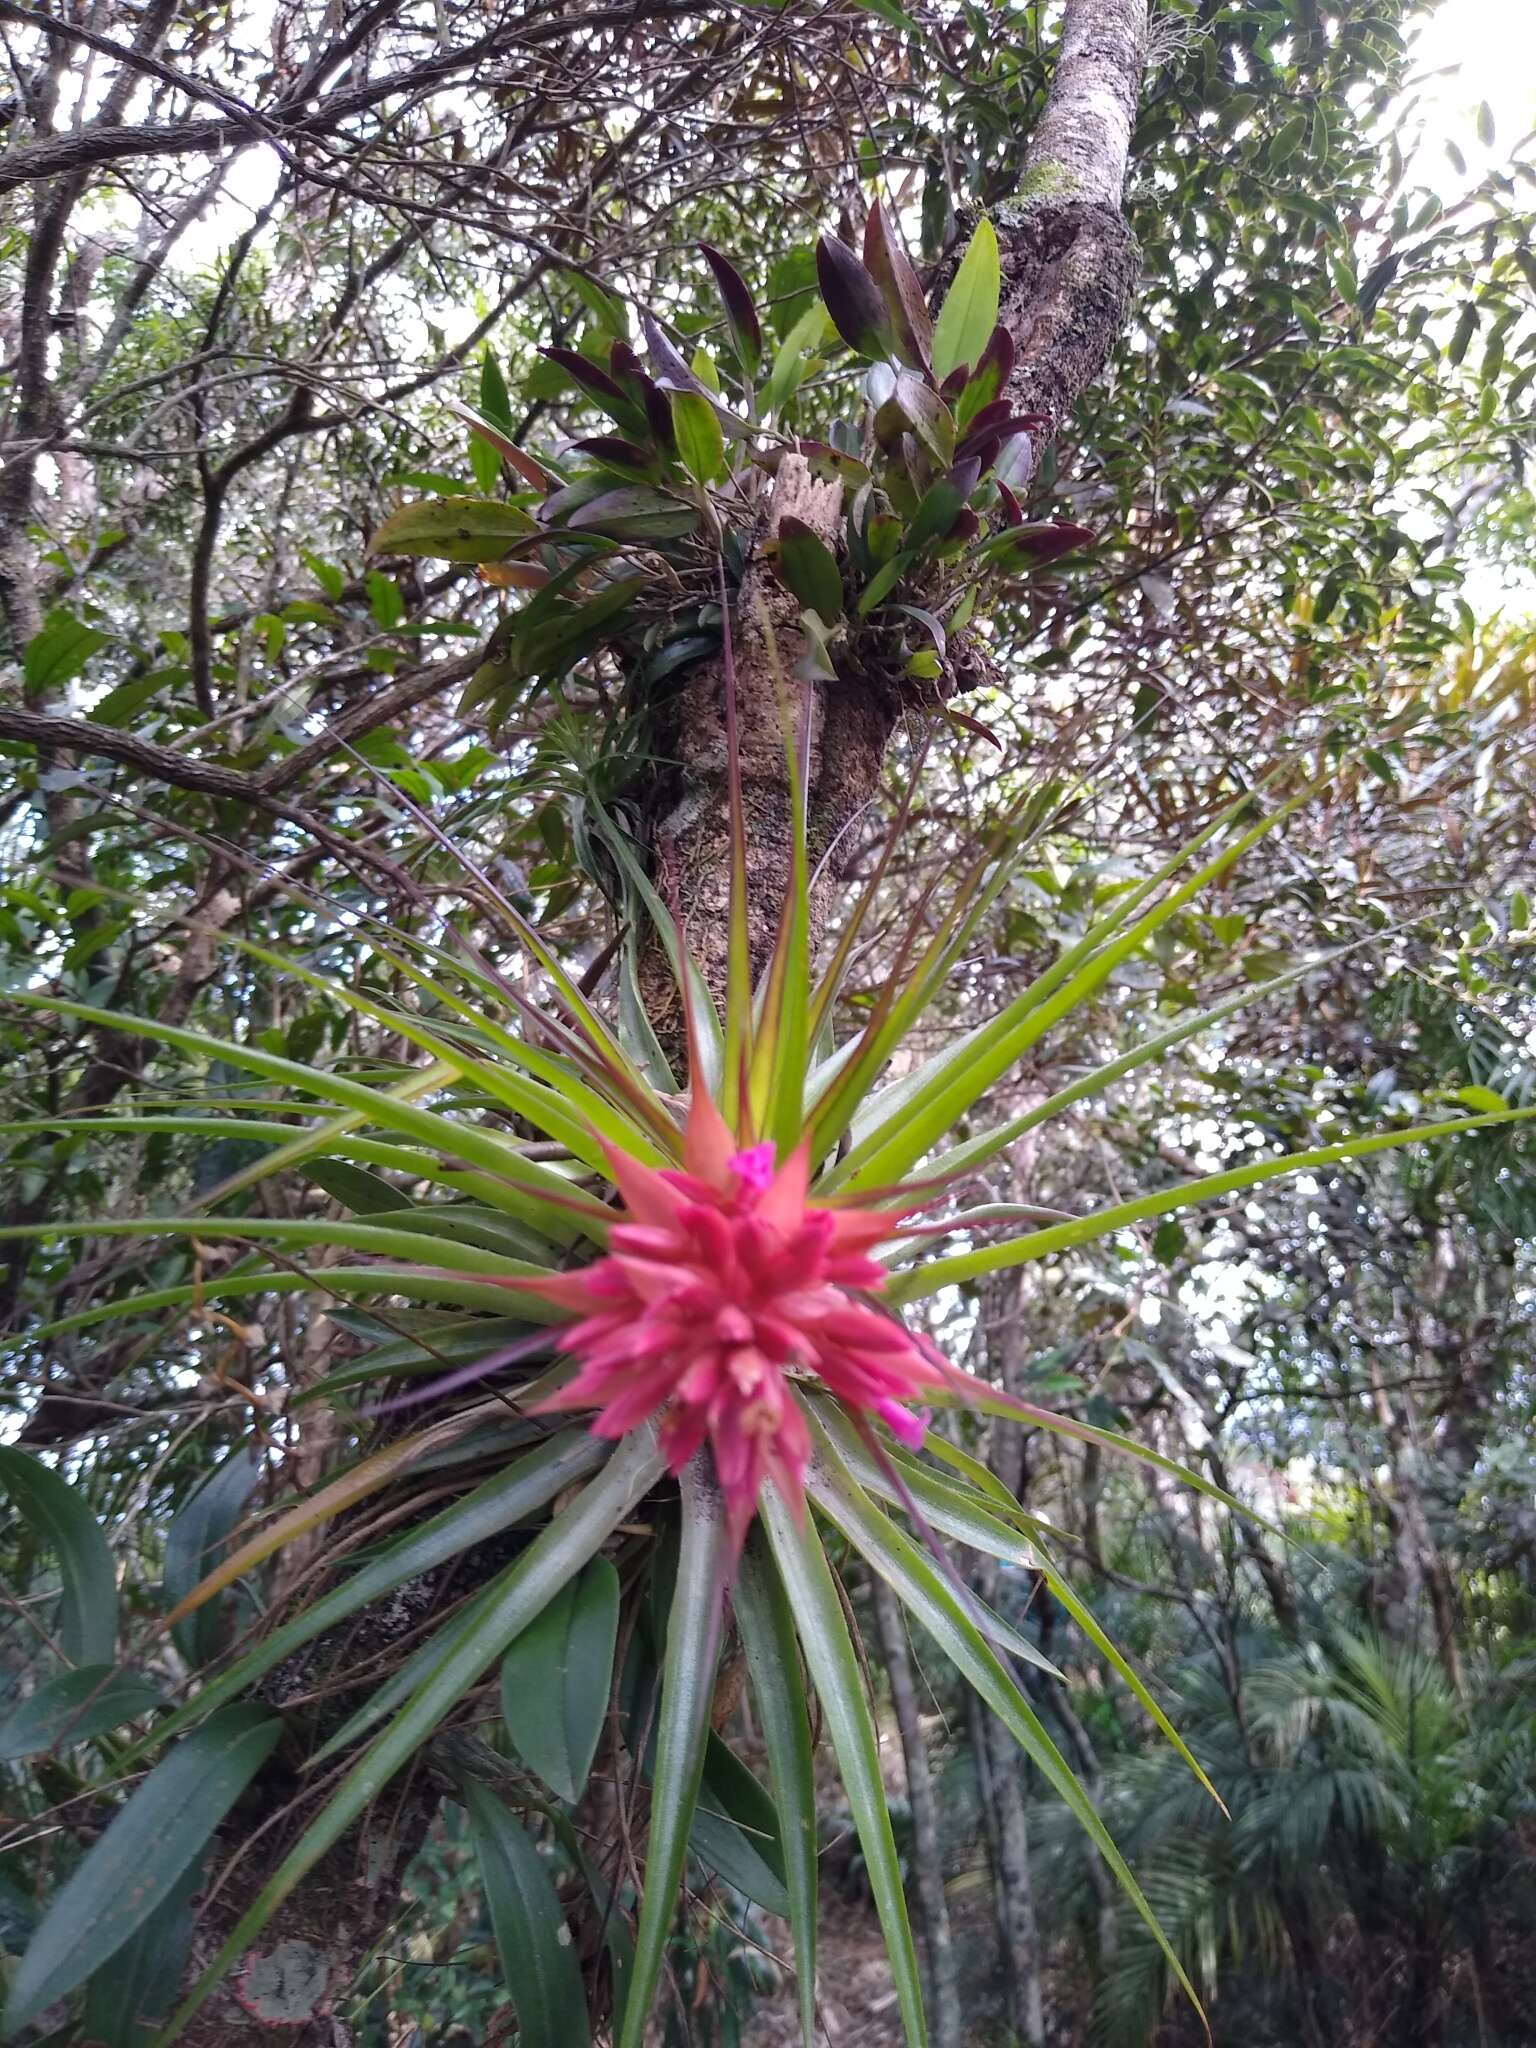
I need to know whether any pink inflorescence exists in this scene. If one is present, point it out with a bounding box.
[516,1102,946,1547]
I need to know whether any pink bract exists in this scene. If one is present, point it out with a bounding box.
[512,1097,946,1547]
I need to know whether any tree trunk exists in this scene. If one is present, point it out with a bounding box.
[870,1574,964,2048]
[987,1714,1047,2048]
[1370,1356,1464,1693]
[971,1268,1049,2044]
[642,0,1150,1018]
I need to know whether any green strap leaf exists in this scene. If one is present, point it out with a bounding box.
[838,789,1306,1190]
[920,950,1341,1186]
[138,1430,607,1763]
[0,1265,560,1365]
[2,993,595,1239]
[735,1535,820,2047]
[804,1424,1207,2029]
[4,1704,281,2034]
[930,217,1000,381]
[0,1211,550,1280]
[0,1665,161,1762]
[79,1853,203,2048]
[463,1781,590,2048]
[893,1105,1536,1299]
[761,1486,928,2048]
[0,1446,116,1666]
[155,1432,665,2046]
[617,1457,729,2048]
[501,1555,620,1803]
[689,1733,790,1915]
[162,1444,263,1667]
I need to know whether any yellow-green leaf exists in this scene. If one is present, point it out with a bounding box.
[931,217,1000,381]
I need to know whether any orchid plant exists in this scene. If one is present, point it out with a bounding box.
[3,223,1532,2048]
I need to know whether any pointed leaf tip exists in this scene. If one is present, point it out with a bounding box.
[931,216,1001,381]
[815,234,893,361]
[774,517,845,622]
[699,243,763,373]
[862,200,933,370]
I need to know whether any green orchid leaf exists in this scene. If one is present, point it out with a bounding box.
[775,517,844,621]
[4,1705,281,2034]
[463,1780,590,2048]
[671,388,728,484]
[0,1665,161,1762]
[501,1555,621,1803]
[0,1446,116,1666]
[162,1444,263,1667]
[931,217,1000,381]
[369,494,537,562]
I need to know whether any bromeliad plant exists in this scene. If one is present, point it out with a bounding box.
[5,727,1533,2047]
[5,229,1535,2048]
[370,207,1090,732]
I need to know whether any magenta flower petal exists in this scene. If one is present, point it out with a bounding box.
[526,1106,946,1543]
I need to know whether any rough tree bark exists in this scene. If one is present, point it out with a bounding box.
[645,0,1150,1002]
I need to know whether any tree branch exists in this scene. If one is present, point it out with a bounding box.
[994,0,1148,447]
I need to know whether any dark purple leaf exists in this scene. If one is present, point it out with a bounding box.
[956,398,1013,444]
[939,364,968,404]
[641,379,675,445]
[954,324,1017,427]
[996,481,1024,526]
[570,437,657,476]
[945,705,1005,752]
[698,243,763,373]
[862,201,933,371]
[446,402,561,491]
[978,323,1015,390]
[608,340,678,444]
[540,348,650,438]
[995,519,1094,563]
[816,234,892,360]
[961,419,1045,474]
[541,347,629,409]
[609,340,647,383]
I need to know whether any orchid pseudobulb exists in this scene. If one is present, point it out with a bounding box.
[510,1090,947,1548]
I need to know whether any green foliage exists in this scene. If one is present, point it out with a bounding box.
[1,0,1534,2042]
